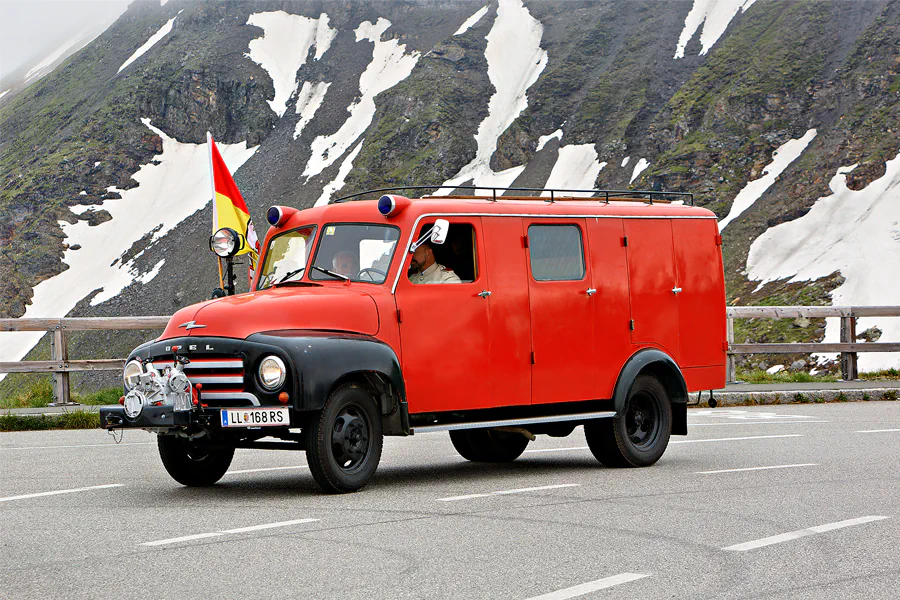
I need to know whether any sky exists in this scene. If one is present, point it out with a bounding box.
[0,0,130,81]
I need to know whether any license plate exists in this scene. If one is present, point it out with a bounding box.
[220,407,290,428]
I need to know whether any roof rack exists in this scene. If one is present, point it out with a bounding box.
[330,185,694,206]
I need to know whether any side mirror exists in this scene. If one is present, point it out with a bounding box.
[430,219,449,245]
[410,219,450,251]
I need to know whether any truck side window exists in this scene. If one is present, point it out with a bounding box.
[528,224,585,281]
[410,222,478,283]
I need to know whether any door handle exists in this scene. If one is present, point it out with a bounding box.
[585,288,597,297]
[672,287,683,294]
[478,290,492,298]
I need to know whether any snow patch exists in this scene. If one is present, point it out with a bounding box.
[541,144,605,196]
[536,129,562,152]
[70,204,99,215]
[455,5,490,35]
[621,156,630,167]
[766,365,784,374]
[747,152,900,370]
[315,141,365,206]
[0,120,257,376]
[118,11,182,74]
[674,0,756,59]
[294,81,331,139]
[629,158,649,183]
[718,129,816,231]
[78,190,87,196]
[0,90,9,100]
[246,11,336,118]
[437,0,548,195]
[302,18,419,179]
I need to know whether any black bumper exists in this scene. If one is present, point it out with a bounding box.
[100,405,193,429]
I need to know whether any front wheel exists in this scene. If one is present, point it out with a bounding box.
[305,383,383,493]
[450,429,530,462]
[157,434,234,486]
[585,374,672,467]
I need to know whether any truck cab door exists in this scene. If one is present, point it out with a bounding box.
[394,217,491,414]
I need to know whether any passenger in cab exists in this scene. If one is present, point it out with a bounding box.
[408,241,461,284]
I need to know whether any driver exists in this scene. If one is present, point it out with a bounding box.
[332,250,359,278]
[409,241,461,284]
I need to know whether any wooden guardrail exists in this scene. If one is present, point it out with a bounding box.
[0,317,169,405]
[726,306,900,383]
[1,308,898,403]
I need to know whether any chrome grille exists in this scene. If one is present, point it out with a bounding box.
[149,356,256,407]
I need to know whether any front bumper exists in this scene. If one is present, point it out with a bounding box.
[100,405,193,429]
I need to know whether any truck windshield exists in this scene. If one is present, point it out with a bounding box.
[309,223,400,284]
[257,226,317,290]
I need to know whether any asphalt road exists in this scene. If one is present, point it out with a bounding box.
[1,402,897,599]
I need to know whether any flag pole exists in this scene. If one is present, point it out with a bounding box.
[207,131,226,291]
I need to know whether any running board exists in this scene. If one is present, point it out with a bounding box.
[410,410,616,434]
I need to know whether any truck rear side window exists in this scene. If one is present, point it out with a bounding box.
[528,224,585,281]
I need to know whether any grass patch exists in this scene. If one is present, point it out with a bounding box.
[858,368,900,381]
[736,369,839,384]
[0,411,100,432]
[0,380,122,409]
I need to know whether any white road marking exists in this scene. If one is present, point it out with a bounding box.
[857,429,900,433]
[689,421,828,427]
[438,483,579,502]
[690,410,818,421]
[696,463,817,475]
[141,518,319,546]
[722,516,890,551]
[671,434,803,445]
[0,484,123,503]
[523,446,589,454]
[0,442,153,451]
[221,518,318,535]
[224,465,307,475]
[525,573,650,599]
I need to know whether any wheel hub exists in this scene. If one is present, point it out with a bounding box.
[331,407,370,471]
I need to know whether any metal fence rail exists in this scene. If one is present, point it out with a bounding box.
[0,317,169,405]
[726,306,900,383]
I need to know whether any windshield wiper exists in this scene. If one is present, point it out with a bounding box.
[311,265,349,281]
[274,267,306,285]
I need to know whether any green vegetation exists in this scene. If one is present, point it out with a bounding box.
[0,411,100,432]
[735,369,839,384]
[0,379,121,409]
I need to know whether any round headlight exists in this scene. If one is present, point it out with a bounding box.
[123,359,144,389]
[210,228,240,257]
[258,356,286,390]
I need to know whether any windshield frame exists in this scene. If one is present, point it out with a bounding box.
[308,222,401,285]
[255,224,318,291]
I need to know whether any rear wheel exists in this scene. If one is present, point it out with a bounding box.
[585,374,672,467]
[305,383,383,493]
[157,435,234,486]
[450,428,529,462]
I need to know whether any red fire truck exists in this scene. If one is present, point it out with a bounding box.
[101,187,727,493]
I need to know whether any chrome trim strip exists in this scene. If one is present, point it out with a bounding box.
[391,211,717,293]
[151,360,243,370]
[410,410,616,434]
[202,392,260,406]
[187,376,244,384]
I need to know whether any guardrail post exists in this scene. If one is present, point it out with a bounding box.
[839,315,858,381]
[49,321,74,406]
[726,314,736,384]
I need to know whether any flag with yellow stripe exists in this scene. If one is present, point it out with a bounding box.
[207,132,259,278]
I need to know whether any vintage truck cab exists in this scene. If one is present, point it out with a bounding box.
[101,187,727,493]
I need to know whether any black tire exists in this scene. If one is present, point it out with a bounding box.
[585,374,672,467]
[449,429,530,462]
[157,434,234,486]
[305,383,383,493]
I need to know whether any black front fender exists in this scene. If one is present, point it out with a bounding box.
[246,331,406,413]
